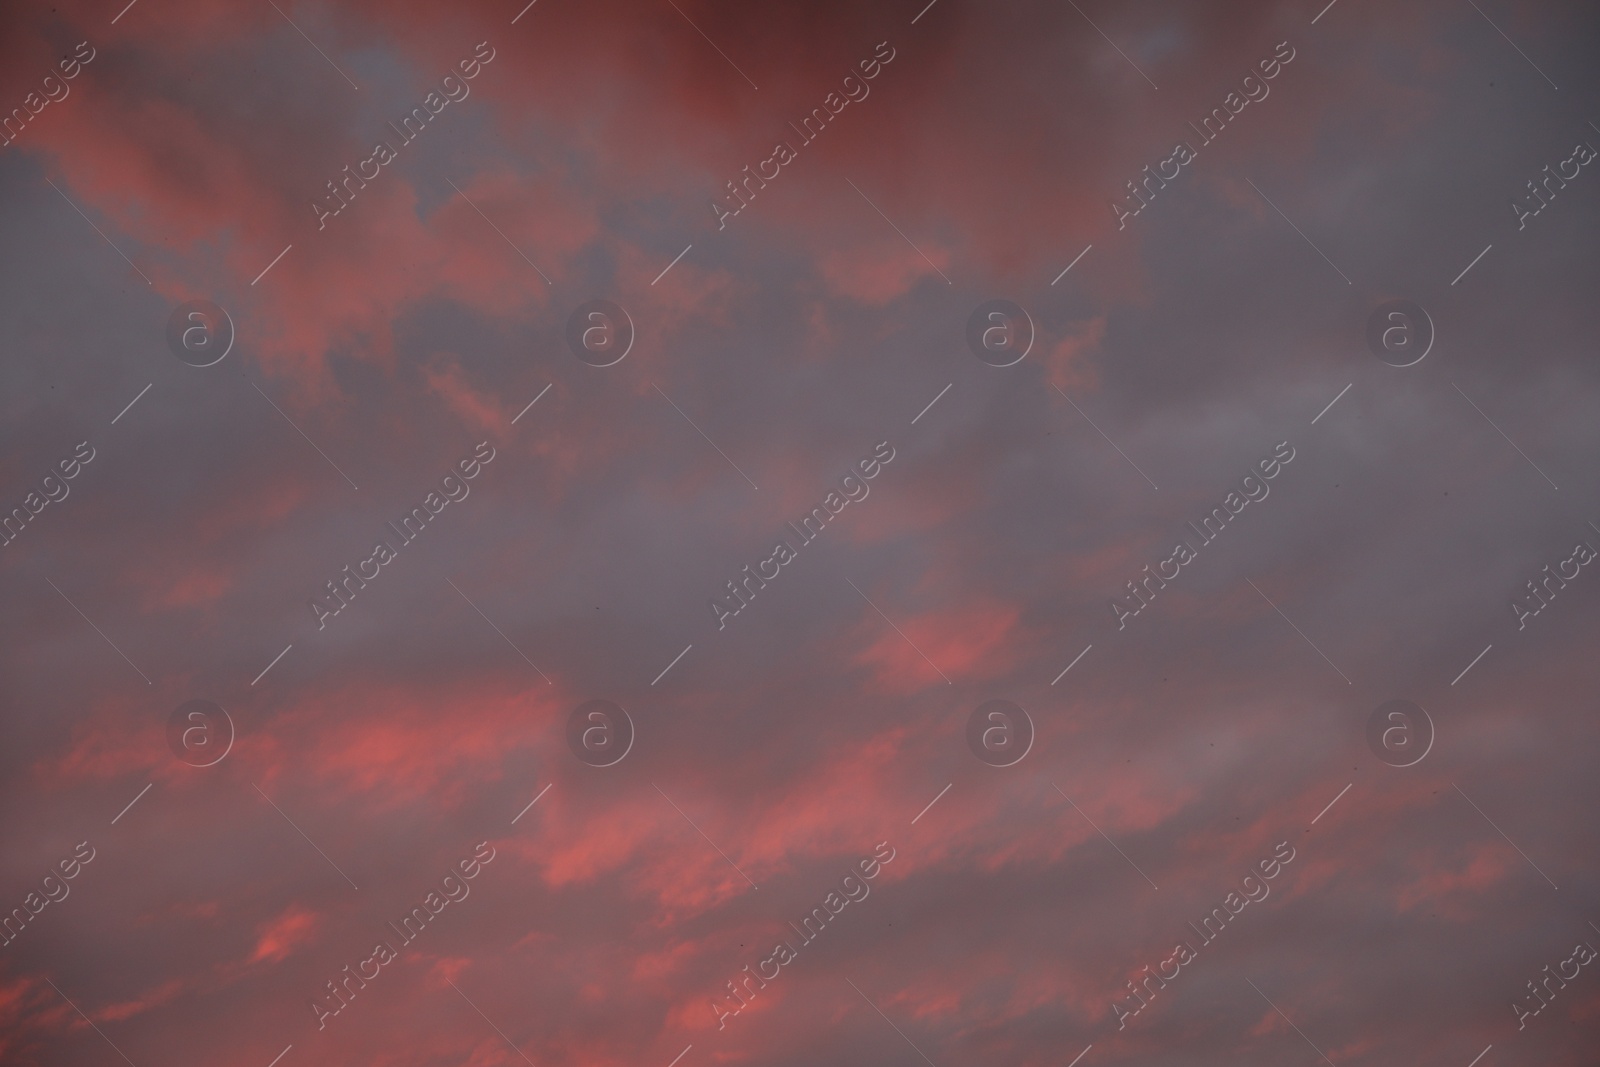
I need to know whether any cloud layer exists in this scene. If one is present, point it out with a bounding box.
[3,1,1600,1065]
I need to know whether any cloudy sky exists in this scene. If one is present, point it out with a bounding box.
[3,0,1600,1065]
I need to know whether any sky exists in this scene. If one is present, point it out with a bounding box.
[2,0,1600,1065]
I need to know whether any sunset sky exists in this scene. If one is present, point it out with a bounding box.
[3,1,1600,1065]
